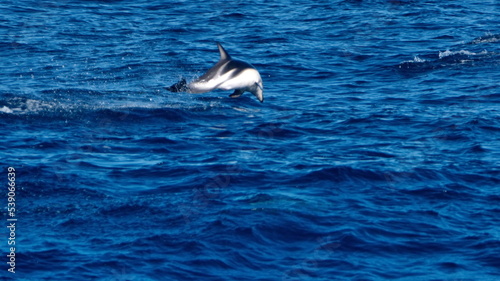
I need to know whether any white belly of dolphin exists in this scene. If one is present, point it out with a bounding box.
[217,69,261,91]
[187,69,237,93]
[188,68,260,93]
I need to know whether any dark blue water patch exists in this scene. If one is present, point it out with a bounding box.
[236,193,276,204]
[98,201,165,218]
[135,136,178,145]
[452,171,500,187]
[20,176,108,203]
[245,122,304,139]
[485,194,500,206]
[401,185,471,202]
[41,88,107,97]
[437,261,466,274]
[107,165,195,181]
[349,149,396,159]
[30,139,71,150]
[290,166,388,186]
[22,249,78,276]
[0,41,39,53]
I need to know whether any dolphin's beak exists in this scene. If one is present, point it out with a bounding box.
[254,82,264,103]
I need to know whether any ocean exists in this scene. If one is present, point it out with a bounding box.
[1,0,499,280]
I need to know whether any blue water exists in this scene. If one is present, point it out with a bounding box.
[1,0,499,280]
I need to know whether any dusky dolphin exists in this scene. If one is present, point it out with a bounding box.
[166,43,264,103]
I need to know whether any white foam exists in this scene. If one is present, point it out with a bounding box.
[412,56,426,63]
[400,56,426,66]
[471,36,500,44]
[438,49,488,59]
[0,106,13,114]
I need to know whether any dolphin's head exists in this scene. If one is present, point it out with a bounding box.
[251,78,264,103]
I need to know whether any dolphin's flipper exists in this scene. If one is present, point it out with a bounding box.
[165,78,187,92]
[229,89,244,98]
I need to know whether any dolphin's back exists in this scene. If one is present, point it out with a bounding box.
[221,60,255,78]
[197,60,229,81]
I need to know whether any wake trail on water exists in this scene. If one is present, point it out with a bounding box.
[395,33,500,73]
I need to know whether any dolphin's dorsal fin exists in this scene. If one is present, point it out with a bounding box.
[217,42,231,61]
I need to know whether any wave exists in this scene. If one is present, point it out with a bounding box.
[469,33,500,45]
[438,49,488,59]
[396,49,496,73]
[394,33,500,74]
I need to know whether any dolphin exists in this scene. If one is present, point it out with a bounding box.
[166,43,264,103]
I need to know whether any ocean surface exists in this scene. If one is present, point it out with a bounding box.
[1,0,499,280]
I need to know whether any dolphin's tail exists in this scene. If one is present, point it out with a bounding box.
[165,78,187,92]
